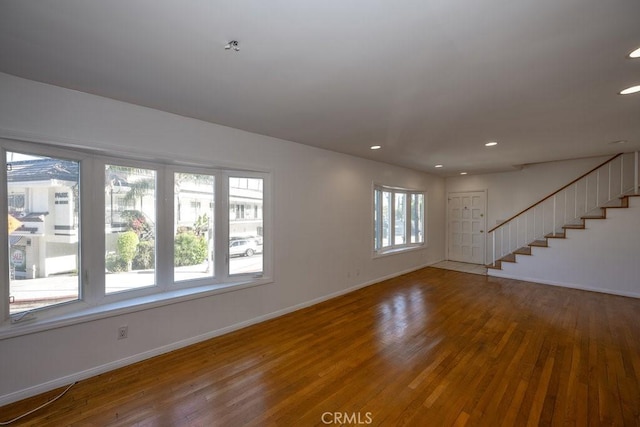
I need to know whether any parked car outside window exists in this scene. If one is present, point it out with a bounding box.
[229,239,261,257]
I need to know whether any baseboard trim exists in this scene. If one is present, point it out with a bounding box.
[488,270,640,299]
[0,261,436,406]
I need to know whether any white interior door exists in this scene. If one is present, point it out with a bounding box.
[448,191,486,264]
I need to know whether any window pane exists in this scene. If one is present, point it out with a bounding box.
[411,193,424,243]
[105,165,156,293]
[174,173,214,282]
[381,191,391,248]
[7,152,80,314]
[394,193,407,245]
[229,177,263,275]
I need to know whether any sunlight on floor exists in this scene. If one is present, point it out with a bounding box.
[431,261,487,276]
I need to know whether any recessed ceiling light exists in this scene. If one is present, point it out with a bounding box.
[460,172,468,175]
[619,85,640,95]
[485,141,498,147]
[435,164,443,168]
[629,47,640,58]
[370,145,381,150]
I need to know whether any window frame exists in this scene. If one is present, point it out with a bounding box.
[102,158,160,300]
[373,184,426,256]
[171,167,217,286]
[0,139,272,333]
[2,142,91,321]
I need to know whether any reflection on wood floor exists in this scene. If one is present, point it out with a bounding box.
[2,267,639,426]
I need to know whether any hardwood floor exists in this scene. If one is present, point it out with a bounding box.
[2,267,640,426]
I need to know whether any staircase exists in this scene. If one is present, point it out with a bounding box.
[486,152,639,279]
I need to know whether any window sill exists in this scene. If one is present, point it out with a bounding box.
[0,277,272,341]
[373,244,426,258]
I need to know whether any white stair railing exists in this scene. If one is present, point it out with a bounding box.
[488,151,639,266]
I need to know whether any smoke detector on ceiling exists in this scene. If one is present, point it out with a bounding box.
[225,40,240,52]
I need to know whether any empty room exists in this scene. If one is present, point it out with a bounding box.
[1,1,639,425]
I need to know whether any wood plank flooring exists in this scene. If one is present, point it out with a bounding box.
[2,267,639,426]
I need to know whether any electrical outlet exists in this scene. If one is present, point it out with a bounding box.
[118,325,128,340]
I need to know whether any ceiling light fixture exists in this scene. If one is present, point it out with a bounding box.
[609,140,627,145]
[619,85,640,95]
[485,141,498,147]
[370,145,381,150]
[225,40,240,52]
[460,172,468,175]
[435,164,443,168]
[629,47,640,58]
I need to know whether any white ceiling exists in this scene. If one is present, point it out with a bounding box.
[1,0,639,176]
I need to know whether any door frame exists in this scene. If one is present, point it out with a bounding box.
[446,189,488,265]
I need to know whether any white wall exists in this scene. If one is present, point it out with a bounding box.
[0,73,446,404]
[491,196,640,298]
[446,156,610,231]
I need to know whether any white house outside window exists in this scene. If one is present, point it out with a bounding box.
[6,151,81,313]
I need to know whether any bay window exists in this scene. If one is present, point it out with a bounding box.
[374,185,425,254]
[1,139,270,328]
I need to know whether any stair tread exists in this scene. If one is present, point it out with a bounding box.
[562,224,585,229]
[545,232,566,238]
[529,240,548,247]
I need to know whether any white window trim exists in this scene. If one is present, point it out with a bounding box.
[0,138,272,337]
[373,183,426,257]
